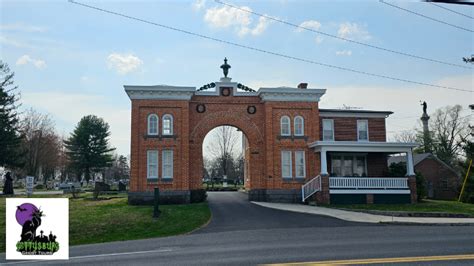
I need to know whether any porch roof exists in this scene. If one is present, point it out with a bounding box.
[308,141,419,153]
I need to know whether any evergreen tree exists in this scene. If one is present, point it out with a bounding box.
[0,61,24,168]
[64,115,115,183]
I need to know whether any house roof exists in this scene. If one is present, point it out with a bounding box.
[388,153,459,176]
[319,109,393,118]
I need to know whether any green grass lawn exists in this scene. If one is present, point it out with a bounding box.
[0,193,211,252]
[329,199,474,217]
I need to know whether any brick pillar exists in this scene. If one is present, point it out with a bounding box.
[316,174,330,204]
[408,175,418,203]
[366,194,374,204]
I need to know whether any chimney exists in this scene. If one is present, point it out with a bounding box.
[297,83,308,89]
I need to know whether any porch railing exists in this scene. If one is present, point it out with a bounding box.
[329,177,409,189]
[301,175,321,202]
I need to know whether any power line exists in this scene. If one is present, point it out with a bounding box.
[380,0,473,32]
[215,0,470,70]
[68,0,472,93]
[429,2,474,19]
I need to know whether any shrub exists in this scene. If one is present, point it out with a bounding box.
[190,189,207,203]
[416,172,426,202]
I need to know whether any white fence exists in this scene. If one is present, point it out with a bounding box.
[301,175,321,202]
[329,177,408,189]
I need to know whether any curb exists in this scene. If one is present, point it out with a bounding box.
[252,202,474,226]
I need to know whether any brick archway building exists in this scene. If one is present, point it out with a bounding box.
[126,63,418,205]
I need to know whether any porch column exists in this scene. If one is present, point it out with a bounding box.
[320,148,328,175]
[406,149,415,176]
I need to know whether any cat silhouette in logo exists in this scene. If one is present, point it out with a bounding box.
[20,209,43,241]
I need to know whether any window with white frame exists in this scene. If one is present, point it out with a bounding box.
[294,116,304,136]
[147,150,158,179]
[147,114,159,135]
[162,150,173,179]
[295,151,306,178]
[280,116,291,136]
[330,154,367,177]
[357,120,368,141]
[322,119,334,141]
[281,151,292,178]
[162,114,173,135]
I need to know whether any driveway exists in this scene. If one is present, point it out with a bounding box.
[196,191,364,233]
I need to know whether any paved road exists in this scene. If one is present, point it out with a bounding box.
[196,192,364,233]
[2,192,474,265]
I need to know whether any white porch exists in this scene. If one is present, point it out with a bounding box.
[309,141,419,177]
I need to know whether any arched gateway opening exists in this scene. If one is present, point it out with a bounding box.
[125,59,326,204]
[202,126,247,190]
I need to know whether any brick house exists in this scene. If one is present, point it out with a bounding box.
[389,153,460,200]
[125,67,418,205]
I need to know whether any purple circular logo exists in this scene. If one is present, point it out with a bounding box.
[15,203,39,226]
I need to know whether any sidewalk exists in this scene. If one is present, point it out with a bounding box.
[252,201,474,225]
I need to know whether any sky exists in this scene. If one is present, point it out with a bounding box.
[1,0,472,156]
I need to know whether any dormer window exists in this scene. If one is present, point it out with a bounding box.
[280,116,291,136]
[148,114,159,135]
[294,116,304,136]
[357,120,369,141]
[162,114,173,135]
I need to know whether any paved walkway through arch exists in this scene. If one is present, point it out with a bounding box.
[195,191,364,234]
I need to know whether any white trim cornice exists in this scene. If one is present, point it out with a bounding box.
[309,141,419,153]
[258,87,326,102]
[319,111,392,118]
[124,85,196,100]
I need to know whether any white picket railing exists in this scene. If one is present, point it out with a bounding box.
[301,175,321,202]
[329,177,408,189]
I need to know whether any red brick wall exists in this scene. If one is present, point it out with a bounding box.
[415,159,460,200]
[319,117,386,141]
[129,87,321,193]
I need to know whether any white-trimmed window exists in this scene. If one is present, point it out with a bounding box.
[295,151,306,178]
[281,151,292,178]
[147,150,159,179]
[162,114,173,135]
[294,116,304,136]
[322,119,334,141]
[162,150,173,179]
[331,154,367,177]
[280,116,291,136]
[147,114,159,135]
[357,120,369,141]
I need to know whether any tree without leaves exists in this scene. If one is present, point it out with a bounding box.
[430,105,470,166]
[64,115,115,183]
[205,126,241,176]
[18,108,61,182]
[0,61,24,168]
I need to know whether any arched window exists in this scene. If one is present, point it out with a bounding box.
[162,114,173,135]
[294,116,304,136]
[147,114,159,135]
[280,116,290,136]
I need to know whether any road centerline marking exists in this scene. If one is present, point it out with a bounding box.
[266,254,474,265]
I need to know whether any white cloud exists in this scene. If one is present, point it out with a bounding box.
[296,20,321,32]
[0,23,47,32]
[337,22,371,40]
[107,53,143,75]
[204,6,272,37]
[315,36,323,44]
[192,0,206,11]
[15,55,47,69]
[335,50,352,56]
